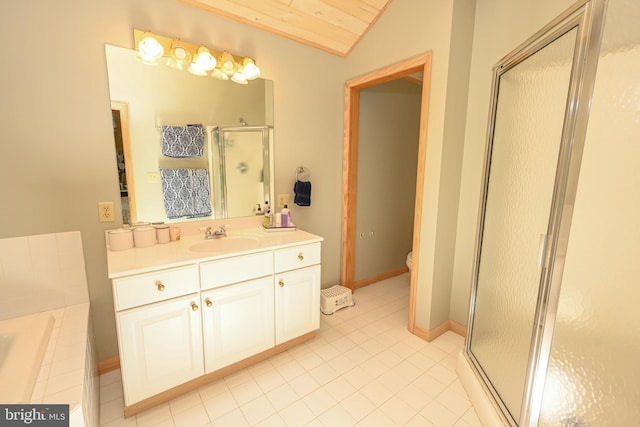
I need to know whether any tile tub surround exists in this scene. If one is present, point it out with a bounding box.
[0,231,97,426]
[0,231,89,320]
[0,312,54,403]
[31,304,99,427]
[99,274,481,426]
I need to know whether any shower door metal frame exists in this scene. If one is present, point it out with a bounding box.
[212,125,274,218]
[464,0,608,425]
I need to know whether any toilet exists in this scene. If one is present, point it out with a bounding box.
[406,251,412,271]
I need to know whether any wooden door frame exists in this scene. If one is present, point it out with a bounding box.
[111,101,137,224]
[341,52,432,332]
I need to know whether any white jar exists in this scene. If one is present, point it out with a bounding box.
[155,224,170,244]
[108,229,134,251]
[133,226,156,248]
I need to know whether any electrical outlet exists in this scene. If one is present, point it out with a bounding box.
[98,202,115,222]
[277,193,290,210]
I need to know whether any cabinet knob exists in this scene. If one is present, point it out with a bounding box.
[191,302,199,311]
[279,279,285,287]
[156,281,165,291]
[205,298,213,307]
[298,252,304,261]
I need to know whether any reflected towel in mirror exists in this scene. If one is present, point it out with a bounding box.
[161,124,205,158]
[293,180,311,206]
[160,168,212,219]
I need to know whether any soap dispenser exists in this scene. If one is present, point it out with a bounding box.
[263,201,272,227]
[281,204,291,227]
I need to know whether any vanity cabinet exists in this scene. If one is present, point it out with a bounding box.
[200,251,272,290]
[107,229,323,417]
[200,251,275,372]
[275,265,321,344]
[113,265,203,405]
[201,277,274,372]
[117,296,204,404]
[112,265,198,310]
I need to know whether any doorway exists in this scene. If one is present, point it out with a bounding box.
[341,53,432,333]
[111,101,136,224]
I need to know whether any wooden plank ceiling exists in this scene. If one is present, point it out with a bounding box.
[177,0,394,57]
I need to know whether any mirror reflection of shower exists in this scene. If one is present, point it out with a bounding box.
[212,126,273,218]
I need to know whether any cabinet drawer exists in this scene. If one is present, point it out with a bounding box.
[274,242,321,273]
[113,265,198,311]
[200,251,273,290]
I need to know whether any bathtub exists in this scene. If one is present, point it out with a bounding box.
[0,312,54,403]
[0,304,98,427]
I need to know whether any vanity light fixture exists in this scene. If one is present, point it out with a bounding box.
[189,46,217,76]
[241,58,261,80]
[136,31,164,65]
[230,71,248,85]
[133,29,261,84]
[219,51,238,76]
[211,67,230,80]
[166,39,192,70]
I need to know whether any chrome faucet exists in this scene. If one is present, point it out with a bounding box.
[205,226,227,239]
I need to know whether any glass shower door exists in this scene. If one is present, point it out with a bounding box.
[538,0,640,424]
[467,27,578,424]
[213,126,272,218]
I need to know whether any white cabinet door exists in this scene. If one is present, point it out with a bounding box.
[275,265,321,345]
[117,294,204,405]
[201,277,274,373]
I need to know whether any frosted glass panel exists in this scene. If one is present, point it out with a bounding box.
[214,127,272,218]
[539,0,640,424]
[470,28,577,422]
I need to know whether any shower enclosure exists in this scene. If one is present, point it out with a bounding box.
[211,126,273,218]
[463,0,640,425]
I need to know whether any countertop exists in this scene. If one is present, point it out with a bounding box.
[106,222,323,278]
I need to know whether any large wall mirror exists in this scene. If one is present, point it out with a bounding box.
[105,44,274,224]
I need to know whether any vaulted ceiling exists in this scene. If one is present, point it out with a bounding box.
[177,0,394,57]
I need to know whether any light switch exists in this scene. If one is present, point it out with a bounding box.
[147,172,159,183]
[277,193,290,210]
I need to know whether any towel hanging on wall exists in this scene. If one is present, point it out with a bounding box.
[161,124,205,158]
[160,168,212,219]
[294,167,311,206]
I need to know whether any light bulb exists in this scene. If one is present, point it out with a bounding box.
[166,40,192,70]
[219,51,238,75]
[137,32,164,65]
[231,71,248,85]
[212,67,230,80]
[191,46,216,73]
[241,58,261,80]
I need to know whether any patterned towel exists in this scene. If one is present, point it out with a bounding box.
[160,169,212,219]
[161,124,205,158]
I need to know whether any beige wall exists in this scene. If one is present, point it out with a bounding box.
[0,0,343,361]
[355,80,421,281]
[347,0,476,330]
[345,0,453,330]
[1,0,595,363]
[0,0,477,362]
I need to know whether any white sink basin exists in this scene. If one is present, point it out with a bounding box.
[189,236,260,253]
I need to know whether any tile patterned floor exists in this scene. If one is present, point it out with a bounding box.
[99,273,480,426]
